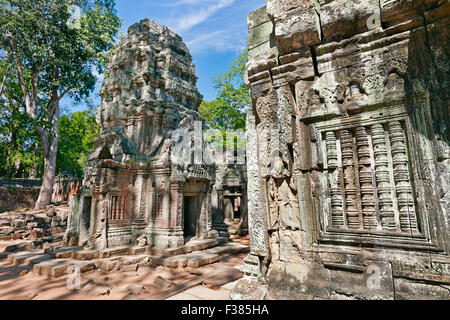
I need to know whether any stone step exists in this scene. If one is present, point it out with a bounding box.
[7,251,51,266]
[33,259,96,278]
[149,246,185,257]
[71,249,99,260]
[99,245,129,258]
[100,257,122,272]
[43,242,64,253]
[185,251,220,268]
[51,246,82,259]
[128,246,147,256]
[150,255,189,268]
[149,251,221,269]
[121,254,149,266]
[148,238,228,257]
[147,242,248,269]
[4,243,29,253]
[24,254,52,265]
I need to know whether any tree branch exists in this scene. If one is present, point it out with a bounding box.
[57,86,73,102]
[6,31,36,118]
[0,52,11,97]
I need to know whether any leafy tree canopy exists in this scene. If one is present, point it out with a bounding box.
[199,49,249,150]
[57,108,99,178]
[199,49,249,131]
[0,0,121,208]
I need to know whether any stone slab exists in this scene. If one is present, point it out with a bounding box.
[23,254,52,266]
[34,259,96,278]
[121,254,149,265]
[99,245,129,258]
[186,252,220,268]
[7,251,41,265]
[128,246,146,256]
[72,249,99,260]
[150,255,189,268]
[52,246,82,259]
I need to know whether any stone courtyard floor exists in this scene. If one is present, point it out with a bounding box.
[0,237,247,300]
[0,204,250,300]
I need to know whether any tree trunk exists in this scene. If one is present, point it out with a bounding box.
[28,143,40,179]
[34,100,59,210]
[34,146,57,209]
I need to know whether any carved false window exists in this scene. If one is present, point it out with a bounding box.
[311,104,432,249]
[109,194,128,221]
[323,120,419,234]
[152,193,162,219]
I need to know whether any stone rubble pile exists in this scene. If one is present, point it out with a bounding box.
[0,207,68,242]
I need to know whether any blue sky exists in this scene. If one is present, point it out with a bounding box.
[62,0,265,113]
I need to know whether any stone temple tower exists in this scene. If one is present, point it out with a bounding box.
[64,19,217,250]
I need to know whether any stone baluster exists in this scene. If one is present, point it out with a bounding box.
[371,124,396,230]
[340,129,360,229]
[356,126,377,230]
[388,121,418,233]
[117,196,122,220]
[325,131,344,228]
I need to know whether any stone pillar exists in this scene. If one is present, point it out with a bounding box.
[240,109,270,279]
[206,184,213,232]
[168,181,184,247]
[241,187,249,233]
[212,187,227,231]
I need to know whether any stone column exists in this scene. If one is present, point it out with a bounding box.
[241,109,270,279]
[168,180,184,247]
[206,184,213,233]
[241,187,249,233]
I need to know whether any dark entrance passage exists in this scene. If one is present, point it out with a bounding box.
[79,196,92,244]
[183,196,200,238]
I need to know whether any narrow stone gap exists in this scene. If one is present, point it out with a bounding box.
[309,46,320,77]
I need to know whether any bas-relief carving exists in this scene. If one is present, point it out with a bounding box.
[238,0,450,299]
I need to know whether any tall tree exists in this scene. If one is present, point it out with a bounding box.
[0,51,41,178]
[200,49,250,131]
[199,49,250,149]
[0,0,121,209]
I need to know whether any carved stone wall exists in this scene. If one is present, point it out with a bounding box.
[236,0,450,300]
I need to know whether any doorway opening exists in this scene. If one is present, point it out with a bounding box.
[79,196,92,243]
[183,196,199,240]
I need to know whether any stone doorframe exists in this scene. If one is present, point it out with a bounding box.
[183,180,211,240]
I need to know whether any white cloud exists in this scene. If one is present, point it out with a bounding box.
[172,0,235,33]
[186,29,246,54]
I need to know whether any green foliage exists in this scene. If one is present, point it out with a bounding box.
[0,102,43,177]
[200,49,250,150]
[56,109,99,178]
[200,49,250,131]
[0,0,122,103]
[0,0,121,183]
[0,53,42,178]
